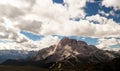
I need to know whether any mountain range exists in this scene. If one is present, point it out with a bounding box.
[1,37,120,71]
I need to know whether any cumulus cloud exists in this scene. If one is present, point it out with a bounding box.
[0,5,24,19]
[41,14,120,38]
[40,20,96,36]
[0,17,28,42]
[64,0,86,18]
[31,0,69,24]
[99,10,120,18]
[0,35,59,51]
[97,38,120,51]
[0,0,120,51]
[86,14,120,37]
[99,10,109,16]
[102,0,120,10]
[17,20,42,34]
[0,0,35,42]
[0,0,35,9]
[0,0,119,39]
[86,14,107,24]
[94,19,120,38]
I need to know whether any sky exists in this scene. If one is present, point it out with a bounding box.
[0,0,120,51]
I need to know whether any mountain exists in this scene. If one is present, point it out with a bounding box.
[1,37,120,70]
[33,37,120,63]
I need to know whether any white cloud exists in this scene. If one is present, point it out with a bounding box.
[86,14,107,24]
[95,19,120,38]
[0,0,34,9]
[31,0,69,24]
[97,38,120,51]
[99,10,120,18]
[40,20,96,36]
[64,0,86,18]
[0,0,119,51]
[102,0,120,10]
[38,35,59,48]
[86,14,120,38]
[0,17,28,42]
[1,0,119,40]
[99,10,109,16]
[97,38,117,48]
[40,14,120,38]
[0,35,59,51]
[15,0,88,36]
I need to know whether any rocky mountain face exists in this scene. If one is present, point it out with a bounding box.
[33,37,120,64]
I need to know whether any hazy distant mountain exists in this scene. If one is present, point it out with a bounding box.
[0,50,36,63]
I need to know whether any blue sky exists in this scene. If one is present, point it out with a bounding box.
[21,31,43,41]
[21,31,99,45]
[52,0,120,23]
[53,0,64,4]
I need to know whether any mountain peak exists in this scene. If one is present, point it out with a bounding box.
[58,37,87,47]
[58,37,77,46]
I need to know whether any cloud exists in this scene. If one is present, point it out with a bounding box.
[0,5,25,19]
[20,0,120,38]
[0,17,28,42]
[22,0,87,36]
[1,0,119,40]
[0,0,35,9]
[40,20,95,36]
[38,35,59,48]
[95,20,120,38]
[31,0,69,24]
[0,35,59,51]
[0,0,36,42]
[86,14,120,38]
[17,20,42,34]
[64,0,86,18]
[99,10,120,18]
[96,38,120,51]
[86,14,107,24]
[99,10,109,16]
[102,0,120,10]
[87,0,95,3]
[0,0,119,51]
[41,14,120,38]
